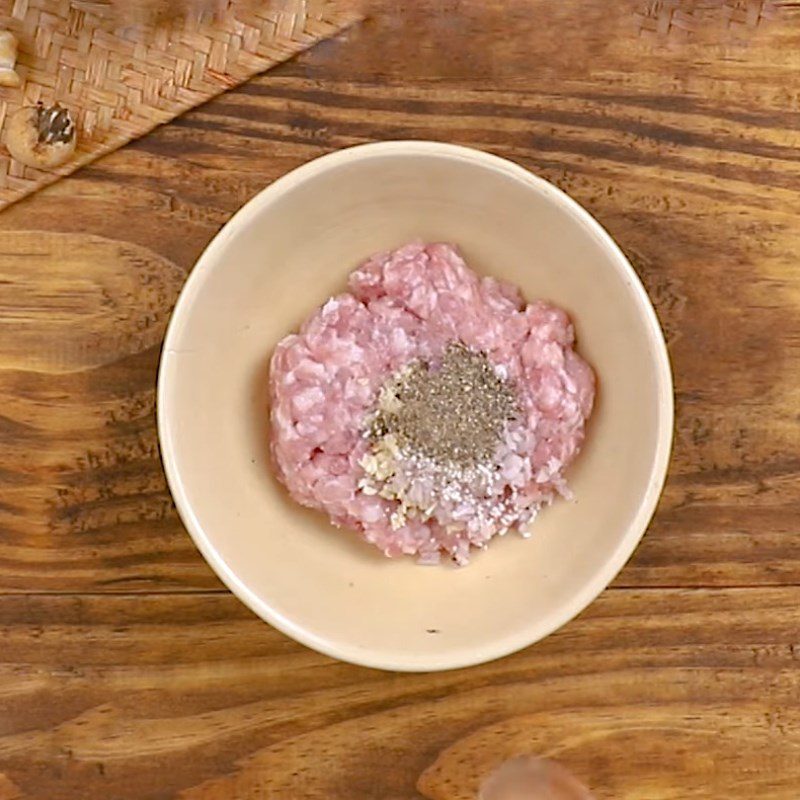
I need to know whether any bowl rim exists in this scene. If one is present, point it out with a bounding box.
[157,140,675,672]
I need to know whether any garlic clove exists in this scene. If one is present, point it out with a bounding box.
[6,103,78,170]
[0,30,20,88]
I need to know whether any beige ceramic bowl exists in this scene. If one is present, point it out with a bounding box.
[158,141,673,672]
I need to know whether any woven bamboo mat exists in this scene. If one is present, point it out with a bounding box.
[0,0,361,209]
[633,0,780,42]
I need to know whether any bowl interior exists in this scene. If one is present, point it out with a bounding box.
[159,143,672,671]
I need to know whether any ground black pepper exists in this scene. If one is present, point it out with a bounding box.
[369,342,518,467]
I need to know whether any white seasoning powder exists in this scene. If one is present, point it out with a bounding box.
[360,342,526,532]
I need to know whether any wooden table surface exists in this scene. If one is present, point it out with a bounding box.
[3,1,800,798]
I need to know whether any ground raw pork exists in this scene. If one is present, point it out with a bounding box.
[269,242,595,565]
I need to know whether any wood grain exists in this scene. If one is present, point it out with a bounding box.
[1,589,800,799]
[2,0,800,797]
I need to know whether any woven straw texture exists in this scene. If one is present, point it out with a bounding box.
[633,0,780,42]
[0,0,360,208]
